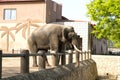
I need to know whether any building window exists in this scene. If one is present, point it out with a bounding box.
[3,9,16,20]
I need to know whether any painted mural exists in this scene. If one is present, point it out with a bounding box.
[0,19,42,53]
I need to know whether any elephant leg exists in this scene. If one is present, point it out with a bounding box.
[50,35,59,64]
[59,43,66,65]
[30,45,38,67]
[33,56,38,67]
[57,42,65,65]
[28,37,38,67]
[38,50,50,66]
[32,45,38,67]
[45,55,50,66]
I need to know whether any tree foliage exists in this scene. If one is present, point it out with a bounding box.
[87,0,120,47]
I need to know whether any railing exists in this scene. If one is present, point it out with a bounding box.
[0,49,91,79]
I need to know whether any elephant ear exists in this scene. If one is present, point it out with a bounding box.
[64,28,69,39]
[64,27,75,39]
[61,28,68,42]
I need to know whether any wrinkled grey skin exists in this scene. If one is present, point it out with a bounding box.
[71,34,82,51]
[65,34,82,51]
[27,24,75,67]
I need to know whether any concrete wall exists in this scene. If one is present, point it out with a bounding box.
[92,55,120,77]
[2,59,98,80]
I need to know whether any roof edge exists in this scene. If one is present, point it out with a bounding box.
[0,0,45,3]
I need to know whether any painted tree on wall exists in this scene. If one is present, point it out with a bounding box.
[0,19,41,52]
[0,26,16,51]
[15,19,40,39]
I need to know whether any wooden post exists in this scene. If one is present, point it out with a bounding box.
[51,52,58,67]
[38,50,46,70]
[89,50,92,59]
[76,51,79,67]
[0,50,2,79]
[87,51,89,59]
[79,52,82,61]
[12,49,14,54]
[68,50,73,64]
[84,51,86,60]
[20,50,29,74]
[81,51,83,61]
[61,53,66,65]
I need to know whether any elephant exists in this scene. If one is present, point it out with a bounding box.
[27,23,76,67]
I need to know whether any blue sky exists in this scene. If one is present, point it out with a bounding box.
[52,0,91,21]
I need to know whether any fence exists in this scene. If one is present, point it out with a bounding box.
[0,49,91,79]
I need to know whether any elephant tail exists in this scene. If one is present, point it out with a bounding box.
[27,36,37,54]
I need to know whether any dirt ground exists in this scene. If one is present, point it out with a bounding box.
[2,55,67,78]
[1,56,117,80]
[2,57,40,78]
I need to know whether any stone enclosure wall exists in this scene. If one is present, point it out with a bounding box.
[2,59,98,80]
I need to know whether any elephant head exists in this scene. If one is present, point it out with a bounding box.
[65,34,82,52]
[72,34,82,52]
[61,26,75,43]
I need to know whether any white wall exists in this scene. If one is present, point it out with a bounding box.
[53,22,90,51]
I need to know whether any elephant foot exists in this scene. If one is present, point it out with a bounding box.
[33,64,38,67]
[46,62,50,66]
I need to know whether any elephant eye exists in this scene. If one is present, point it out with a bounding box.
[68,32,75,37]
[71,28,74,32]
[71,27,74,30]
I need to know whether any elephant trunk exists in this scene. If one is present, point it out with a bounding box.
[72,43,82,53]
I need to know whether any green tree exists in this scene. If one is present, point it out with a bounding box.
[87,0,120,47]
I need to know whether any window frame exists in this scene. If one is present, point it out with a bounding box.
[3,8,17,20]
